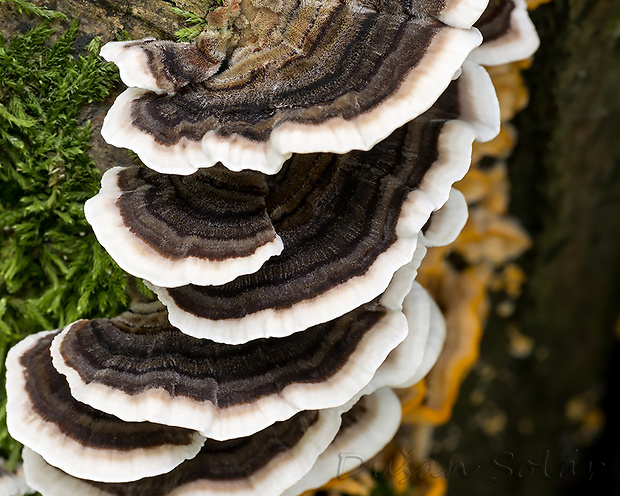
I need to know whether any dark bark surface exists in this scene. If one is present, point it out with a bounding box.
[439,1,620,495]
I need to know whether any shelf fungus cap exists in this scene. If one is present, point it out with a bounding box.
[147,62,497,344]
[22,407,345,496]
[282,388,402,496]
[50,299,407,440]
[101,0,484,174]
[451,59,501,143]
[382,184,470,310]
[5,331,205,483]
[398,287,448,388]
[360,280,446,397]
[380,236,428,310]
[470,0,540,66]
[419,188,468,247]
[409,0,490,29]
[372,282,433,390]
[99,33,231,95]
[85,166,282,287]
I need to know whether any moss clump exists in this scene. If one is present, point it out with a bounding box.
[0,0,67,20]
[170,1,224,41]
[0,10,129,465]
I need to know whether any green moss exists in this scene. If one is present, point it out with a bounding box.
[0,7,129,466]
[0,0,67,20]
[170,1,224,41]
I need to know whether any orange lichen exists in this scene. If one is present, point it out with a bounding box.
[408,265,491,425]
[526,0,552,9]
[391,456,448,496]
[421,474,449,496]
[454,167,493,204]
[457,161,509,209]
[452,210,531,265]
[478,164,509,213]
[492,262,527,297]
[564,390,606,446]
[307,470,375,496]
[487,63,530,121]
[400,380,427,417]
[471,124,518,163]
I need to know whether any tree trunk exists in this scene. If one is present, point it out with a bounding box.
[1,1,619,494]
[442,1,620,495]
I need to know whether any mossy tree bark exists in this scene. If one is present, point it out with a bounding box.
[0,0,209,41]
[0,0,215,172]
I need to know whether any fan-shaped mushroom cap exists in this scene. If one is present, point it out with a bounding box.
[50,299,407,440]
[357,281,446,398]
[282,388,402,496]
[101,0,490,98]
[470,0,539,66]
[101,0,485,174]
[22,407,344,496]
[85,165,283,287]
[5,331,205,483]
[419,188,468,247]
[397,286,447,387]
[374,283,433,387]
[451,59,501,142]
[383,187,467,309]
[147,61,499,343]
[99,33,231,95]
[414,0,490,29]
[380,236,428,309]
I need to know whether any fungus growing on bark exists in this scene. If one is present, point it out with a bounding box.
[3,1,542,495]
[50,184,463,445]
[282,388,402,496]
[50,300,408,440]
[101,0,488,174]
[99,33,231,95]
[470,0,539,66]
[420,188,468,248]
[85,165,282,287]
[7,183,461,490]
[140,61,498,344]
[20,402,345,496]
[5,331,205,483]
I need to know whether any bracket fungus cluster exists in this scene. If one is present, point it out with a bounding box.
[361,3,540,494]
[3,0,532,494]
